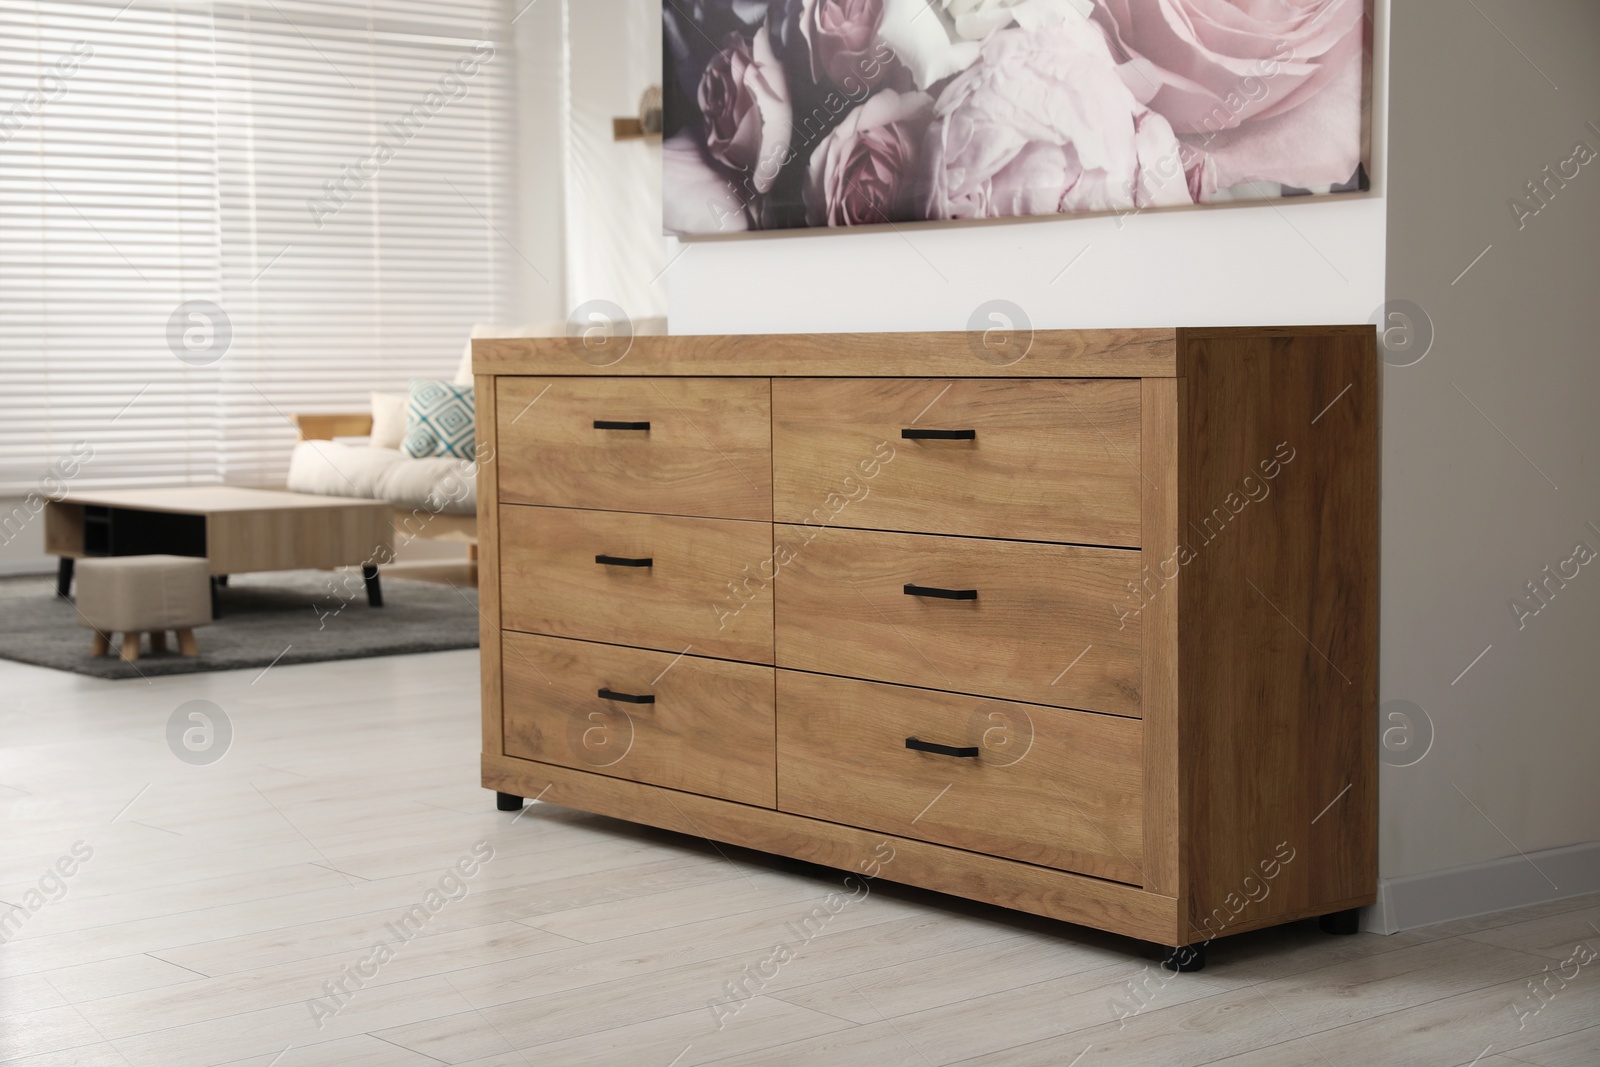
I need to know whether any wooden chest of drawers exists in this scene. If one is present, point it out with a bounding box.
[477,327,1378,965]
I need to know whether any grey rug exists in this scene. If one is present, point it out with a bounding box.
[0,570,479,679]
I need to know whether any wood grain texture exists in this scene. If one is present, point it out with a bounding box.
[204,505,392,575]
[57,486,392,513]
[497,377,772,520]
[474,330,1178,379]
[49,490,394,571]
[43,500,84,556]
[776,671,1145,884]
[502,633,776,807]
[1176,326,1379,938]
[499,504,774,664]
[478,374,504,759]
[393,509,477,545]
[772,378,1141,546]
[482,752,1183,944]
[1140,377,1183,899]
[293,412,373,441]
[476,325,1379,953]
[773,525,1143,715]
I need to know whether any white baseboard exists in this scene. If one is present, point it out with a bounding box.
[1365,839,1600,933]
[0,556,54,578]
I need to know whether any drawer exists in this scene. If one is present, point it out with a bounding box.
[497,377,771,520]
[777,672,1144,884]
[500,505,774,664]
[774,526,1141,715]
[772,378,1141,545]
[503,633,776,806]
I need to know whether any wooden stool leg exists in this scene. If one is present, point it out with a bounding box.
[150,630,168,654]
[90,631,109,657]
[176,628,199,657]
[120,632,141,662]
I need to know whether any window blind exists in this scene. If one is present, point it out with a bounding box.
[211,0,509,485]
[0,0,512,495]
[0,1,223,493]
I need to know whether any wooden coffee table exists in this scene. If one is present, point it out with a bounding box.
[46,487,394,615]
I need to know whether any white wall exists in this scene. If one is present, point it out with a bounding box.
[668,192,1386,332]
[666,5,1389,334]
[505,0,569,324]
[562,0,669,320]
[1378,0,1600,900]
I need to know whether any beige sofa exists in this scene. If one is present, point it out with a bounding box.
[286,329,487,549]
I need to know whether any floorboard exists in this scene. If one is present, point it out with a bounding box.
[1,651,1595,1066]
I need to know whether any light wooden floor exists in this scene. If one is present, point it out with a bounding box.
[1,650,1596,1067]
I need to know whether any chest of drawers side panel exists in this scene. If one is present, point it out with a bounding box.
[477,372,505,759]
[1140,376,1184,901]
[1176,326,1379,936]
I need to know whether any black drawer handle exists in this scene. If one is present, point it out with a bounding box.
[904,583,977,600]
[902,428,975,440]
[595,554,653,568]
[906,736,980,758]
[594,420,650,431]
[599,687,655,704]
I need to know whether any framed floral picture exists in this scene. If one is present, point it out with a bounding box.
[662,0,1371,235]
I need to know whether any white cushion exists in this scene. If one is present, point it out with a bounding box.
[370,391,407,449]
[286,440,475,516]
[288,440,404,500]
[375,453,476,516]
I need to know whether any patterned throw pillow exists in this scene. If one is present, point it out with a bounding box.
[402,380,475,459]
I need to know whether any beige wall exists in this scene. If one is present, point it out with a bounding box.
[1381,0,1600,879]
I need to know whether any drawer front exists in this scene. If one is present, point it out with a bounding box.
[772,378,1141,545]
[503,633,776,806]
[777,672,1144,883]
[497,377,772,520]
[500,505,774,664]
[774,526,1141,715]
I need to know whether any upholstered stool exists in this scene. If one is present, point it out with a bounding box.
[75,555,212,661]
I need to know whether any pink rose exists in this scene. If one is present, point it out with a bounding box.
[797,0,893,88]
[1090,0,1366,191]
[921,23,1193,218]
[804,89,934,226]
[698,25,793,194]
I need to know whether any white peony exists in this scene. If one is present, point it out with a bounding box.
[879,0,1093,91]
[943,0,1094,40]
